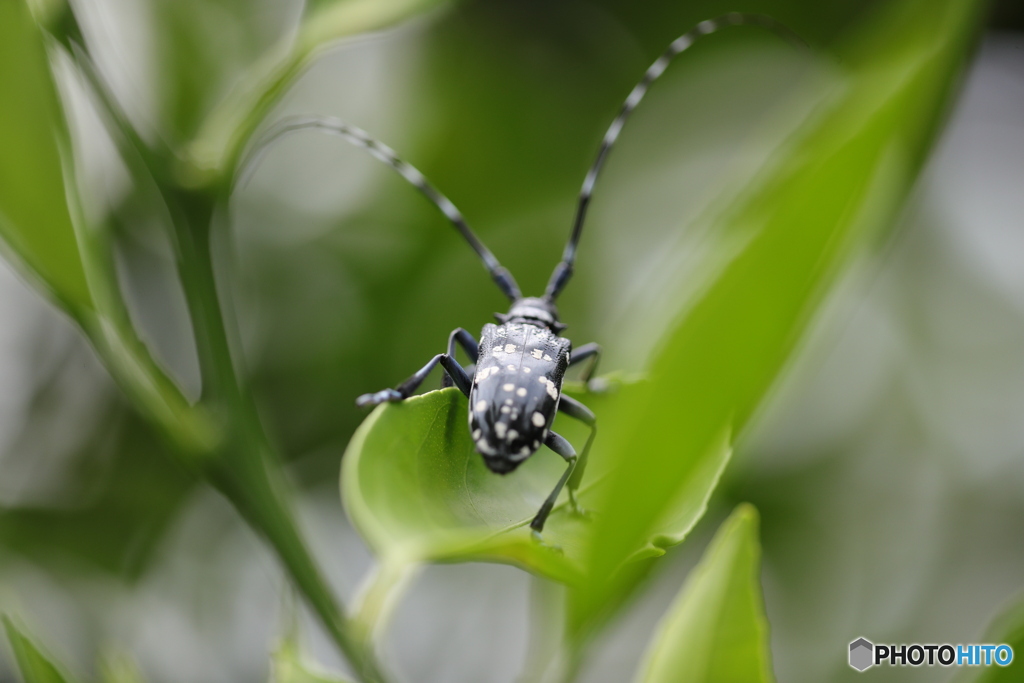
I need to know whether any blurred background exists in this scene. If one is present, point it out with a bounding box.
[0,0,1022,681]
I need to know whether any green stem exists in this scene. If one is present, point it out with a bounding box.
[55,13,393,678]
[351,561,421,647]
[166,188,392,682]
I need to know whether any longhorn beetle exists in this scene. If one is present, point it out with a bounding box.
[245,13,802,535]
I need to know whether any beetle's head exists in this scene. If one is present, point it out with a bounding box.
[496,297,566,332]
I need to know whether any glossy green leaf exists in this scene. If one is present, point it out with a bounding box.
[186,0,449,183]
[344,381,644,579]
[0,0,91,314]
[569,0,983,639]
[633,505,772,683]
[968,594,1024,683]
[342,379,729,632]
[2,616,78,683]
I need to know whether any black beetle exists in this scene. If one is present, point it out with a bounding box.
[246,13,801,534]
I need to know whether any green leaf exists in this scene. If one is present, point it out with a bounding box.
[273,633,356,683]
[633,505,772,683]
[185,0,450,185]
[966,594,1024,683]
[0,4,216,462]
[568,0,983,640]
[2,616,78,683]
[341,379,728,633]
[0,0,91,314]
[343,382,629,581]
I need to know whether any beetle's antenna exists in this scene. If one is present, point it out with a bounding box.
[238,115,522,301]
[544,13,806,301]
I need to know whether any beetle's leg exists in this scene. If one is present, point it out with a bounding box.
[442,328,478,388]
[557,395,596,516]
[529,431,577,536]
[569,342,602,388]
[356,352,473,407]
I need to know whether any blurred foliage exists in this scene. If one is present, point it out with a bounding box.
[273,633,356,683]
[0,0,996,679]
[0,406,196,579]
[2,616,77,683]
[969,595,1024,683]
[0,0,91,314]
[569,0,982,643]
[633,506,772,683]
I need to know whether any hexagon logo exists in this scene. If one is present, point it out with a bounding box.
[849,638,874,671]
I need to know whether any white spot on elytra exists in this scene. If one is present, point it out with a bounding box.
[500,405,510,414]
[543,354,553,362]
[503,383,515,392]
[475,400,487,412]
[520,446,531,456]
[516,387,527,397]
[504,344,516,353]
[531,349,543,360]
[532,412,545,427]
[533,440,540,449]
[506,430,519,442]
[476,439,495,455]
[537,376,559,399]
[472,429,481,440]
[523,367,531,373]
[504,398,513,405]
[495,423,507,438]
[507,364,516,371]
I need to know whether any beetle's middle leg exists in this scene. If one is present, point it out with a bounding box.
[356,330,474,407]
[557,395,596,516]
[529,431,577,536]
[441,328,478,389]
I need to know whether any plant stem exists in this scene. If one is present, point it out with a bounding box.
[168,188,392,683]
[55,12,393,677]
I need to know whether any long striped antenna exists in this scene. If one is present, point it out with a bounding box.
[544,13,806,301]
[237,115,522,301]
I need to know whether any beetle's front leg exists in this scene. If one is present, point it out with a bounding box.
[356,350,473,407]
[441,328,478,389]
[557,395,596,516]
[569,342,603,390]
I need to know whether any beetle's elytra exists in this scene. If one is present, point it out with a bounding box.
[470,312,570,472]
[248,13,802,535]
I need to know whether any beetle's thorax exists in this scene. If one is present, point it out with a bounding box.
[496,297,565,332]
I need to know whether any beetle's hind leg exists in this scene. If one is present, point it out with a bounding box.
[356,330,474,407]
[557,395,597,517]
[529,431,577,538]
